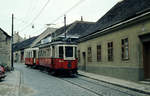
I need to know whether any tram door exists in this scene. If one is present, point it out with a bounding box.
[33,50,36,64]
[143,42,150,79]
[82,52,86,71]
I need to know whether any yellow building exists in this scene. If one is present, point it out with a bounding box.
[78,0,150,81]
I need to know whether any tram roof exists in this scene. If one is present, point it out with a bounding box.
[39,41,77,48]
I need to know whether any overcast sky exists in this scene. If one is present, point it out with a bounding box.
[0,0,120,38]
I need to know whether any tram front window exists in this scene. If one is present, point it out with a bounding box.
[59,46,64,58]
[65,46,73,57]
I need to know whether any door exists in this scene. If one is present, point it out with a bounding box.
[33,50,36,64]
[82,52,86,71]
[143,42,150,79]
[21,51,24,62]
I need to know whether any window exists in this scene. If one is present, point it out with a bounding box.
[52,46,55,57]
[97,45,101,62]
[108,42,113,61]
[0,43,2,48]
[87,47,92,62]
[121,38,129,60]
[65,46,73,57]
[59,46,64,58]
[75,47,77,58]
[78,50,80,62]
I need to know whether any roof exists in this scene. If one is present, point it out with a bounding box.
[13,36,38,51]
[0,28,11,38]
[54,23,73,37]
[39,41,77,48]
[80,0,150,39]
[54,20,94,38]
[66,21,94,37]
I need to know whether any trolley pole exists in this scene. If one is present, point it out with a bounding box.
[64,15,66,39]
[11,13,14,70]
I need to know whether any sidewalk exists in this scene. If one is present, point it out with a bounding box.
[0,70,20,96]
[78,70,150,95]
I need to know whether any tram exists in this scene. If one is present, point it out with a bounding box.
[24,41,78,75]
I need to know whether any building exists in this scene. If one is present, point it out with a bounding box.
[13,31,24,43]
[52,20,94,41]
[13,27,57,63]
[13,36,38,63]
[30,27,57,47]
[0,28,11,69]
[77,0,150,81]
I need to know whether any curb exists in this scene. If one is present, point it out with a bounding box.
[78,73,150,95]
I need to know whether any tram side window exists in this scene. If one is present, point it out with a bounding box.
[28,52,30,58]
[52,46,55,57]
[59,46,64,58]
[65,46,73,57]
[75,47,77,58]
[38,50,41,57]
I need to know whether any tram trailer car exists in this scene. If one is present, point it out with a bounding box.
[24,48,39,67]
[38,41,78,74]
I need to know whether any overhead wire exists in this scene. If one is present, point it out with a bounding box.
[19,0,51,32]
[24,0,36,20]
[17,0,39,31]
[14,17,30,25]
[18,0,86,36]
[49,0,86,24]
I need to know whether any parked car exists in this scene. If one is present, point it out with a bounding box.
[0,65,6,80]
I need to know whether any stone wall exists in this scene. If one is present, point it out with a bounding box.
[0,30,11,69]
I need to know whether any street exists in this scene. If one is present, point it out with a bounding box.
[13,63,148,96]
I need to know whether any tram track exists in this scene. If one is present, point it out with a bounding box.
[17,64,148,96]
[60,76,103,96]
[77,76,136,96]
[17,69,24,96]
[59,75,146,96]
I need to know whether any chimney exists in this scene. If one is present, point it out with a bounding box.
[24,34,26,40]
[81,16,83,21]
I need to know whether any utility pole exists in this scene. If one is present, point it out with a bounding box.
[11,13,14,70]
[64,15,66,39]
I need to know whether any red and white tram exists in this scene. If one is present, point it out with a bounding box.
[24,41,78,75]
[38,41,78,74]
[24,48,39,66]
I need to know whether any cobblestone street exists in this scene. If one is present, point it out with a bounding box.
[0,63,149,96]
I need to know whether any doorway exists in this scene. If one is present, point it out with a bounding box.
[143,42,150,79]
[33,50,36,64]
[82,52,86,71]
[21,51,24,62]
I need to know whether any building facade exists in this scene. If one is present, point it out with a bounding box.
[13,36,38,63]
[13,32,24,43]
[0,28,11,69]
[78,0,150,81]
